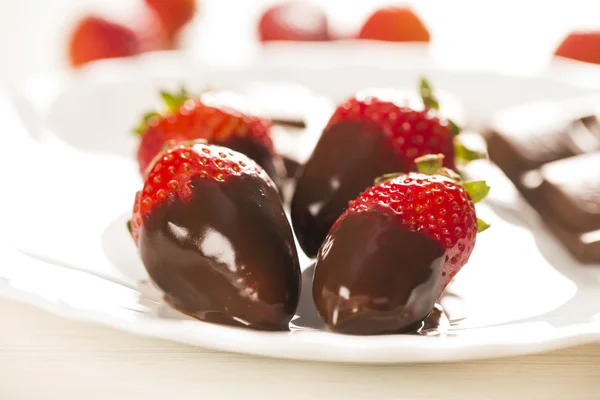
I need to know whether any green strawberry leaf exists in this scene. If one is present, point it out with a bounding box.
[419,76,440,111]
[160,87,190,113]
[455,138,485,163]
[415,154,444,174]
[126,220,133,237]
[448,120,461,136]
[463,180,490,203]
[374,172,406,185]
[133,111,160,136]
[477,218,490,233]
[132,86,214,137]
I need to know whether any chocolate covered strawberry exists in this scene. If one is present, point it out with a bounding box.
[134,88,284,188]
[291,78,481,258]
[313,154,490,335]
[130,140,301,330]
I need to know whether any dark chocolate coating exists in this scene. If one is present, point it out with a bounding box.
[291,121,405,258]
[223,136,286,191]
[487,112,600,263]
[540,153,600,232]
[282,156,301,179]
[139,175,301,331]
[313,210,445,335]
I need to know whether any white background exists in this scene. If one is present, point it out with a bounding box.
[2,0,600,86]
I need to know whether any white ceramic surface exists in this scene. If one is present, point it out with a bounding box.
[1,52,600,363]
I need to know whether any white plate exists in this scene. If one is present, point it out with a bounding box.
[1,51,600,364]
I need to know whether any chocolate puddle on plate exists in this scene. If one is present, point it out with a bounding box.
[138,264,458,337]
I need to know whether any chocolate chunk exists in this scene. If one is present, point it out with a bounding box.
[487,109,600,263]
[487,120,577,177]
[540,153,600,231]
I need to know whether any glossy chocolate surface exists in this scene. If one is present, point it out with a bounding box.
[139,175,301,330]
[487,111,600,262]
[540,153,600,231]
[291,121,405,258]
[313,210,445,335]
[224,136,286,191]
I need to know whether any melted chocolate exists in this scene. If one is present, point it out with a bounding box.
[291,121,406,258]
[291,264,450,334]
[139,175,301,331]
[282,156,301,179]
[223,136,286,191]
[312,210,445,335]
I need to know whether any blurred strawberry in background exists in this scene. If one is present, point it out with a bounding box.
[68,15,141,67]
[68,0,198,68]
[132,5,171,52]
[258,1,330,42]
[145,0,197,43]
[358,6,430,42]
[555,32,600,65]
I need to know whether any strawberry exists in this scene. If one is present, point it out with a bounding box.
[291,77,481,258]
[134,88,284,188]
[258,1,330,42]
[358,7,430,42]
[313,154,490,335]
[68,15,141,68]
[130,140,301,330]
[555,31,600,65]
[145,0,197,42]
[133,5,172,52]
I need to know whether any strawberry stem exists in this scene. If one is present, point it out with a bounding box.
[415,154,444,174]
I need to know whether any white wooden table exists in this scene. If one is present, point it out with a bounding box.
[2,298,600,399]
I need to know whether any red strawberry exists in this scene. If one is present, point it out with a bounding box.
[555,31,600,65]
[68,15,141,68]
[130,140,301,330]
[145,0,197,42]
[358,7,430,42]
[133,5,172,52]
[313,154,490,334]
[291,77,481,258]
[134,88,284,188]
[258,1,330,42]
